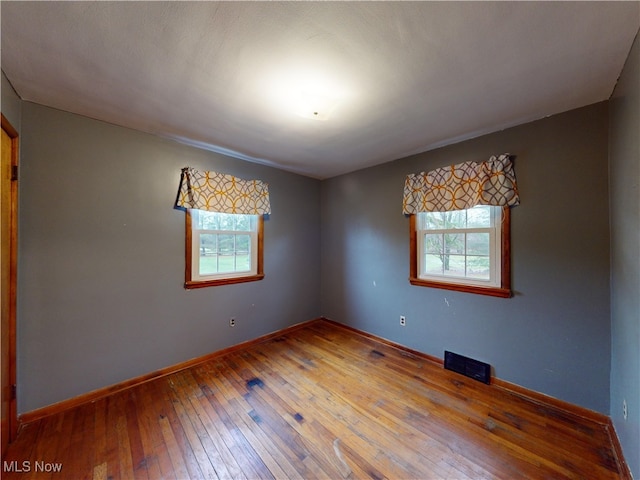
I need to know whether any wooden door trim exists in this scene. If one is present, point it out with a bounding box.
[1,113,18,449]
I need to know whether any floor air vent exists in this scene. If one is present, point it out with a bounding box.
[444,351,491,384]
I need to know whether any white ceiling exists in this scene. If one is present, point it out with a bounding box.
[2,2,639,179]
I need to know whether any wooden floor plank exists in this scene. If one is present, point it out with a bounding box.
[194,368,274,479]
[178,370,246,480]
[4,319,628,479]
[92,398,108,479]
[104,396,122,480]
[167,375,221,479]
[232,355,347,478]
[213,359,303,479]
[254,338,490,480]
[257,335,480,478]
[164,378,209,480]
[235,351,361,477]
[134,382,173,480]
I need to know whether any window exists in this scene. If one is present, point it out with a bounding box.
[185,210,264,288]
[410,205,511,297]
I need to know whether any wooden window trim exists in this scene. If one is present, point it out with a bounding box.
[184,211,264,289]
[409,206,511,298]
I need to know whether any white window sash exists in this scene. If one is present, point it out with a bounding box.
[416,208,502,287]
[191,212,259,281]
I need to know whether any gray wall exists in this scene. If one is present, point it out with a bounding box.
[1,71,21,131]
[321,102,612,414]
[17,102,321,412]
[609,32,640,479]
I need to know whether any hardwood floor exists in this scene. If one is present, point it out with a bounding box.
[2,319,628,479]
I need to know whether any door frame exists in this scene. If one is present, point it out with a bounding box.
[1,113,18,455]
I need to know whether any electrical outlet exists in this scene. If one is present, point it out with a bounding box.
[400,315,406,326]
[230,318,236,327]
[623,399,628,420]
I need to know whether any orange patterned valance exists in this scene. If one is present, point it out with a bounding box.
[176,168,271,215]
[402,154,519,214]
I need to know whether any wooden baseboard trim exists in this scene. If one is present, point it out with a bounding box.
[608,422,634,480]
[320,317,445,366]
[491,377,609,425]
[19,318,320,426]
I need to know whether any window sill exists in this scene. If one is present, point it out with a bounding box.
[185,274,265,289]
[409,277,511,298]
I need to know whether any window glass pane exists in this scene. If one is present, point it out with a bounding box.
[444,254,465,276]
[202,234,251,274]
[466,233,490,255]
[425,212,444,229]
[218,234,235,255]
[198,211,219,230]
[217,254,236,273]
[199,234,219,275]
[466,256,491,279]
[419,207,493,230]
[235,234,250,254]
[199,233,217,255]
[199,256,219,275]
[444,233,464,254]
[218,214,236,231]
[234,251,251,272]
[234,215,253,231]
[467,205,492,228]
[425,254,443,275]
[425,234,443,254]
[444,210,466,229]
[194,211,255,232]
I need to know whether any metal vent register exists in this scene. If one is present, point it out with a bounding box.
[444,351,491,384]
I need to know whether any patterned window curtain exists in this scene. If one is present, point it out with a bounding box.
[176,167,271,215]
[402,154,519,214]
